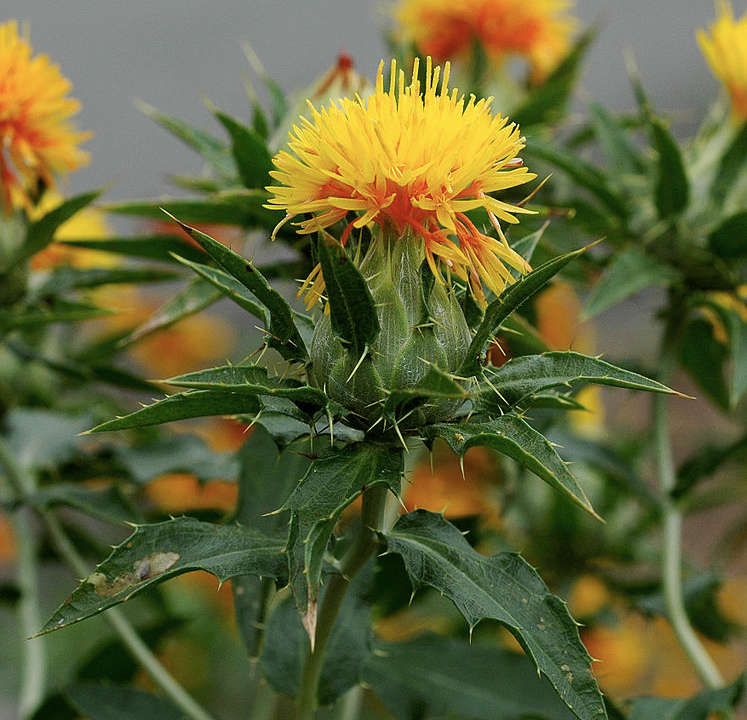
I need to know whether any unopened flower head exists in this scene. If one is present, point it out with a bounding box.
[698,1,747,121]
[394,0,576,83]
[266,58,535,308]
[0,21,90,213]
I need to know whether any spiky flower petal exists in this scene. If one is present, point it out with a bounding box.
[698,1,747,122]
[266,58,536,308]
[0,21,90,213]
[394,0,576,83]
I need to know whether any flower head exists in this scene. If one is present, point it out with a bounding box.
[0,21,90,213]
[394,0,576,83]
[266,58,535,307]
[698,1,747,121]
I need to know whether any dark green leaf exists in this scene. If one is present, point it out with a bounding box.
[29,484,136,525]
[650,118,690,218]
[40,516,286,633]
[482,351,677,408]
[0,299,110,330]
[364,634,576,720]
[30,267,178,299]
[583,247,678,319]
[383,366,467,421]
[426,417,597,517]
[461,246,587,376]
[317,236,380,359]
[58,235,208,265]
[512,31,594,128]
[710,122,747,205]
[214,109,273,188]
[630,674,744,720]
[283,443,402,607]
[67,683,185,720]
[707,211,747,258]
[383,511,605,720]
[172,254,268,323]
[679,317,730,410]
[675,433,747,499]
[727,306,747,407]
[169,219,307,361]
[7,190,101,270]
[88,390,260,432]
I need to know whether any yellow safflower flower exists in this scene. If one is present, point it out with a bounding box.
[0,21,90,213]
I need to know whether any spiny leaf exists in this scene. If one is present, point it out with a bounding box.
[425,417,598,518]
[213,109,273,188]
[461,247,586,376]
[383,366,467,421]
[87,390,260,432]
[39,516,286,634]
[383,511,606,720]
[317,235,380,359]
[169,218,307,362]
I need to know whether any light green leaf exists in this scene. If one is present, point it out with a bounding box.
[39,516,286,634]
[169,218,307,362]
[30,267,178,299]
[383,511,605,720]
[0,299,111,330]
[317,236,380,359]
[481,351,677,408]
[87,390,260,433]
[425,417,597,517]
[461,247,587,376]
[630,675,744,720]
[67,684,185,720]
[118,278,222,347]
[283,443,402,607]
[590,103,645,175]
[172,254,269,323]
[214,109,273,188]
[510,223,548,266]
[363,634,576,720]
[28,484,136,525]
[583,247,678,319]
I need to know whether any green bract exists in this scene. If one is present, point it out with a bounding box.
[310,230,470,429]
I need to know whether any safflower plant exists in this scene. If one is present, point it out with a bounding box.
[21,55,696,720]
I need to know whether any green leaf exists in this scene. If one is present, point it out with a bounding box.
[113,433,238,485]
[511,223,547,266]
[0,299,111,331]
[317,236,380,359]
[169,218,308,361]
[172,254,268,323]
[425,417,598,518]
[710,122,747,205]
[590,103,645,175]
[364,635,576,720]
[727,306,747,407]
[67,684,185,720]
[39,516,286,634]
[214,109,273,188]
[630,674,744,720]
[481,351,677,409]
[679,317,730,410]
[260,563,373,705]
[58,235,208,264]
[461,247,587,376]
[674,433,747,499]
[103,193,275,228]
[583,247,678,319]
[283,443,402,607]
[28,484,136,525]
[383,511,605,720]
[233,427,311,657]
[383,366,467,421]
[118,278,222,347]
[525,139,628,218]
[512,31,594,128]
[7,190,101,270]
[163,364,327,413]
[707,211,747,258]
[87,390,260,432]
[650,117,690,218]
[138,101,236,179]
[30,266,178,299]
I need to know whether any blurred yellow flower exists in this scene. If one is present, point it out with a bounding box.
[394,0,576,83]
[266,57,534,308]
[0,21,90,213]
[145,473,237,513]
[568,574,610,618]
[698,0,747,121]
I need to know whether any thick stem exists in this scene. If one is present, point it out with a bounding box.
[0,437,46,719]
[39,509,216,720]
[296,484,390,720]
[654,321,724,689]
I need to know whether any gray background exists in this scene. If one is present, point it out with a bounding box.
[5,1,729,201]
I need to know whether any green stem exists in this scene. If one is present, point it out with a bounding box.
[0,437,46,719]
[296,484,390,720]
[654,319,724,689]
